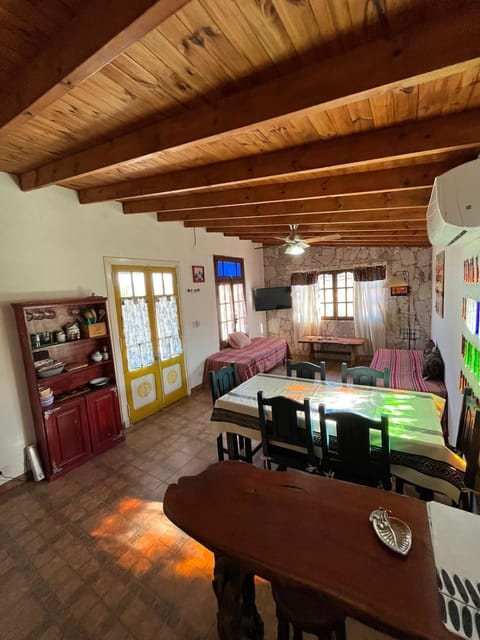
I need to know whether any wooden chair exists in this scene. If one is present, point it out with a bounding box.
[210,364,260,463]
[257,392,320,473]
[319,406,392,490]
[286,359,326,381]
[272,580,346,640]
[341,363,390,387]
[456,388,480,512]
[397,388,480,503]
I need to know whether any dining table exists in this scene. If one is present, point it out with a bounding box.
[164,461,467,640]
[210,373,465,502]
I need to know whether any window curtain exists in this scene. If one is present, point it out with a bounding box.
[353,266,386,355]
[291,273,322,353]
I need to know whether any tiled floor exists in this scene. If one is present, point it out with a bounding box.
[2,365,309,640]
[0,361,414,639]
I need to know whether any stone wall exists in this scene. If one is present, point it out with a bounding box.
[262,245,432,357]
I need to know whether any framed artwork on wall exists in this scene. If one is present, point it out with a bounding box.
[390,285,410,297]
[192,265,205,283]
[435,250,445,318]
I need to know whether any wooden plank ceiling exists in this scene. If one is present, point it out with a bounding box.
[1,0,480,248]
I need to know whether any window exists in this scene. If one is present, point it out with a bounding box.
[318,270,354,319]
[214,256,248,345]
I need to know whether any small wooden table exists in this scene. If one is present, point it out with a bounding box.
[164,461,454,640]
[299,335,365,365]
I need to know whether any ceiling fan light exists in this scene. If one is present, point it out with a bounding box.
[284,244,304,255]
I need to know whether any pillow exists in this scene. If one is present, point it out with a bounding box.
[422,351,444,380]
[228,332,251,349]
[423,339,436,358]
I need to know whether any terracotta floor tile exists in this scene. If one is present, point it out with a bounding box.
[0,374,333,640]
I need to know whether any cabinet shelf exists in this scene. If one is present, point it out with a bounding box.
[35,359,113,385]
[13,296,123,481]
[32,335,110,351]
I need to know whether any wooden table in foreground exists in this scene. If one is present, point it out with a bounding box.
[164,461,454,640]
[299,335,365,365]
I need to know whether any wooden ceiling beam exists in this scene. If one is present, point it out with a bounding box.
[0,0,191,137]
[219,222,426,234]
[247,239,431,247]
[20,2,480,189]
[153,189,430,222]
[181,208,426,228]
[80,109,480,202]
[122,162,455,213]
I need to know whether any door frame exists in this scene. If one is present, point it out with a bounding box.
[104,256,190,428]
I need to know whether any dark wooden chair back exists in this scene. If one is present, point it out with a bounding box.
[341,363,390,387]
[319,406,391,489]
[210,364,243,461]
[209,363,239,403]
[257,391,319,473]
[457,389,480,512]
[286,359,326,381]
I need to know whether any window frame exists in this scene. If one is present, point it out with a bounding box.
[317,269,354,320]
[213,255,248,348]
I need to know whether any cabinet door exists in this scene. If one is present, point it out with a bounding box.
[44,398,92,476]
[86,386,123,454]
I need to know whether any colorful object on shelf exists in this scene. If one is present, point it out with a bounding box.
[462,335,480,383]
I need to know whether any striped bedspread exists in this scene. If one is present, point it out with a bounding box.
[202,337,291,386]
[370,348,448,440]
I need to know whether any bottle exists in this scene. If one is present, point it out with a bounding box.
[102,346,109,360]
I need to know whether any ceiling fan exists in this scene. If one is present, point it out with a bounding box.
[257,225,341,254]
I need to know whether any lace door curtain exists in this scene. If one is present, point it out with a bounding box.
[292,278,322,355]
[353,266,386,356]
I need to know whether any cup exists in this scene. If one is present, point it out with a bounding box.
[30,333,41,348]
[40,331,51,345]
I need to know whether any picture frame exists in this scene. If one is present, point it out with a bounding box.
[435,250,445,317]
[192,265,205,283]
[390,285,409,297]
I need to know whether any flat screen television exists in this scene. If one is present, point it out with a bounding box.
[253,286,292,311]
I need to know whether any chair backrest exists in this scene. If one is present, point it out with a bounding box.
[257,391,317,469]
[209,363,239,404]
[341,363,390,387]
[456,388,479,454]
[457,389,480,490]
[286,359,326,381]
[319,406,391,488]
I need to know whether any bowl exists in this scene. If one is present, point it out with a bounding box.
[38,386,52,397]
[40,395,54,407]
[37,365,64,378]
[89,376,110,388]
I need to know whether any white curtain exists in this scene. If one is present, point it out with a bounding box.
[292,283,322,354]
[354,280,387,355]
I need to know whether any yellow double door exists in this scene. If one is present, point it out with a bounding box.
[112,265,187,423]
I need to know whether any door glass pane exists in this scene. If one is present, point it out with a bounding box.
[118,272,133,298]
[152,272,164,296]
[121,298,154,371]
[132,272,146,297]
[163,272,174,295]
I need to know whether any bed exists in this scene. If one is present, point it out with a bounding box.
[370,348,448,440]
[202,337,291,386]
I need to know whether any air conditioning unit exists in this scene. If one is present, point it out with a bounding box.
[426,158,480,247]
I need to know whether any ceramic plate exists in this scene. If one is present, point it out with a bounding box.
[89,376,110,387]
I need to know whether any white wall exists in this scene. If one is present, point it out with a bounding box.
[431,233,480,445]
[0,172,266,483]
